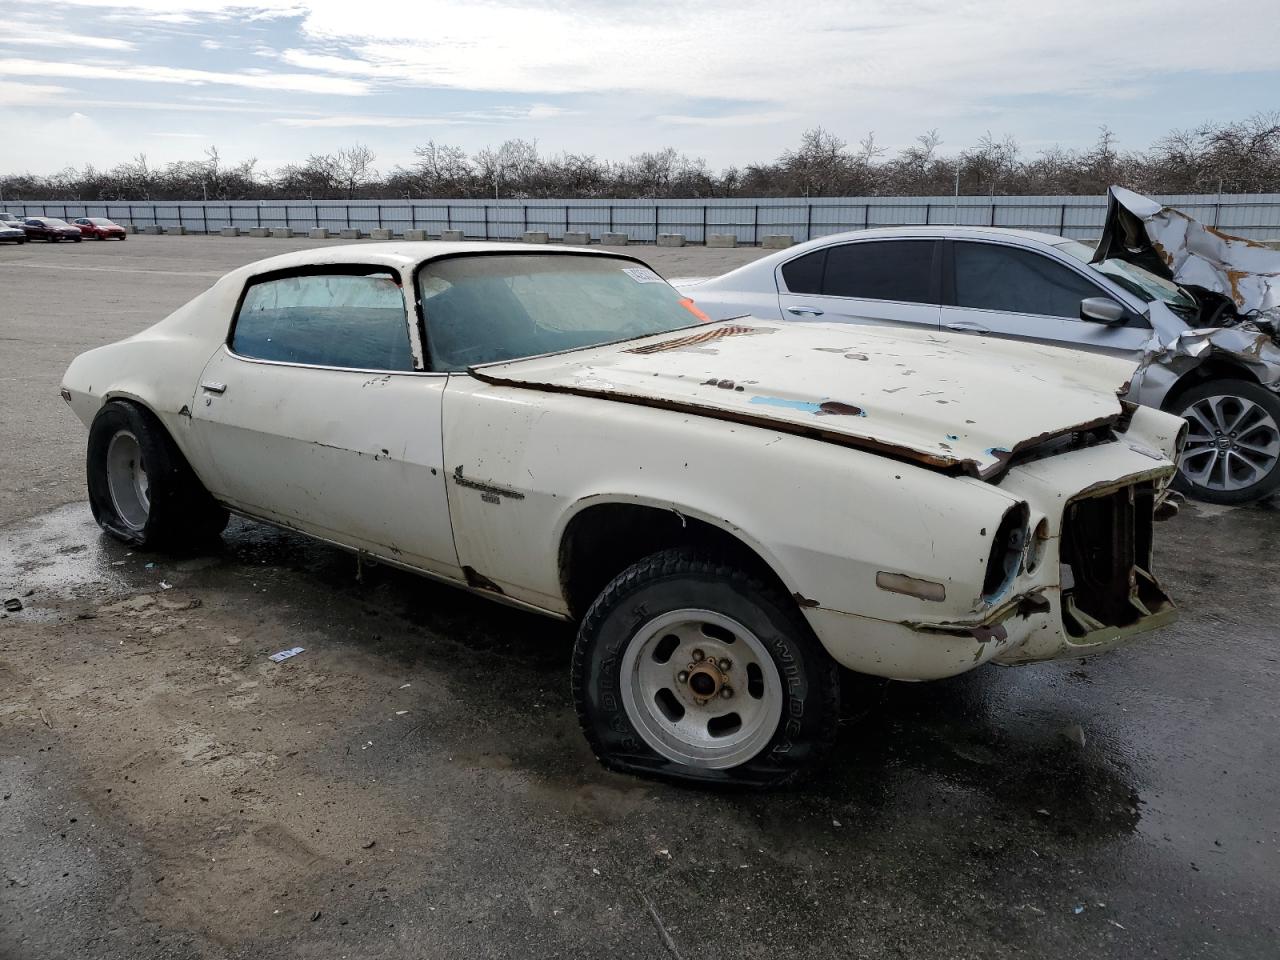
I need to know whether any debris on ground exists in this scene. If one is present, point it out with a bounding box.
[4,598,22,612]
[267,646,305,663]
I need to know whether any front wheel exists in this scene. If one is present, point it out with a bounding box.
[87,400,229,548]
[1172,378,1280,504]
[572,548,840,787]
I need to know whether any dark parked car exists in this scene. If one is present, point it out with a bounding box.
[23,217,83,242]
[73,217,127,240]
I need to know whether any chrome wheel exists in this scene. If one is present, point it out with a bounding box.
[1179,393,1280,494]
[619,609,783,769]
[105,430,150,531]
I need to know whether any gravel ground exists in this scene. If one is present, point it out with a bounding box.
[0,236,1277,960]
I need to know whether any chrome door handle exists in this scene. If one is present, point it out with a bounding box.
[945,321,990,333]
[200,381,227,394]
[786,306,824,317]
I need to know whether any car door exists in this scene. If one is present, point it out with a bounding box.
[186,266,462,580]
[940,240,1152,359]
[775,239,942,329]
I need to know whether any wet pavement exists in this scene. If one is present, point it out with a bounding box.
[1,238,1278,959]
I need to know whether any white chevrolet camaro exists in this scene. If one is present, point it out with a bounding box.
[62,243,1184,785]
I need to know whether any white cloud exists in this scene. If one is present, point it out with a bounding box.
[151,131,212,137]
[276,104,570,127]
[0,81,73,106]
[0,20,136,50]
[660,112,798,128]
[200,39,223,49]
[0,58,371,96]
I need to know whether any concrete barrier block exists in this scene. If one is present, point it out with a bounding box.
[601,232,629,246]
[656,233,686,248]
[308,227,329,239]
[272,227,293,239]
[143,224,164,235]
[219,226,240,237]
[761,234,794,249]
[167,225,187,236]
[403,229,428,241]
[523,231,549,244]
[562,231,591,246]
[248,227,271,238]
[339,228,361,240]
[439,229,465,242]
[123,224,139,234]
[707,233,737,248]
[369,228,393,240]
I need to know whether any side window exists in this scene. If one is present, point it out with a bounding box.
[780,250,826,294]
[231,271,413,371]
[821,241,936,303]
[953,243,1102,318]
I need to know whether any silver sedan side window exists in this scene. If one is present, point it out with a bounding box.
[953,242,1103,319]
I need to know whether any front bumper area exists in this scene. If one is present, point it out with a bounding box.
[802,439,1179,681]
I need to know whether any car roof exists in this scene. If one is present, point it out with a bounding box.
[232,241,621,279]
[803,225,1073,247]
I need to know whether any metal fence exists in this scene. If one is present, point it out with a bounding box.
[8,193,1280,244]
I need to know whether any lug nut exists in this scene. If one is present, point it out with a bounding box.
[720,686,734,699]
[691,648,705,661]
[718,658,732,672]
[676,671,689,684]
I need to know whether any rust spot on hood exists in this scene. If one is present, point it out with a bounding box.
[625,325,771,355]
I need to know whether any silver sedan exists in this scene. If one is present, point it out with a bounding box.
[675,225,1280,504]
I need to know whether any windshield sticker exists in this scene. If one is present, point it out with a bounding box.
[622,266,664,284]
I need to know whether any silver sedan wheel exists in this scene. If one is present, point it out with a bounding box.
[1179,393,1280,493]
[105,430,150,531]
[619,609,783,770]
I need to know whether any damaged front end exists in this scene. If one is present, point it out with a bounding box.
[1097,186,1280,401]
[1095,185,1280,329]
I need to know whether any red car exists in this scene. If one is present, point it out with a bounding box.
[73,217,127,240]
[23,217,83,242]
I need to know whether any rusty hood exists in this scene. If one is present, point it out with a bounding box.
[1094,186,1280,321]
[469,320,1135,479]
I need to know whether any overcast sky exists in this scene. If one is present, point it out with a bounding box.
[4,0,1279,175]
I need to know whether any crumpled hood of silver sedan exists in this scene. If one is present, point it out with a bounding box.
[1095,186,1280,325]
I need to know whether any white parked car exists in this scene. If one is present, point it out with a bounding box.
[62,243,1183,786]
[675,202,1280,505]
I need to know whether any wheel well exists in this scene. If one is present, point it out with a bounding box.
[558,503,793,620]
[1161,360,1260,411]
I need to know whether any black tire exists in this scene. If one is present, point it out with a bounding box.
[1168,378,1280,505]
[87,400,229,548]
[73,236,82,242]
[572,547,840,787]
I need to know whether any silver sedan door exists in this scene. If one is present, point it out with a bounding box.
[775,239,942,329]
[940,240,1152,359]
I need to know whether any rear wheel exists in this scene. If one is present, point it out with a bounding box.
[572,548,840,787]
[87,400,228,548]
[1172,378,1280,504]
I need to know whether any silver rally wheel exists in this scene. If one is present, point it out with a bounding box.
[105,429,151,532]
[1179,393,1280,494]
[619,609,783,770]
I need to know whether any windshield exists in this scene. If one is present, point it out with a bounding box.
[89,218,115,225]
[1054,239,1198,314]
[40,218,71,227]
[418,254,707,372]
